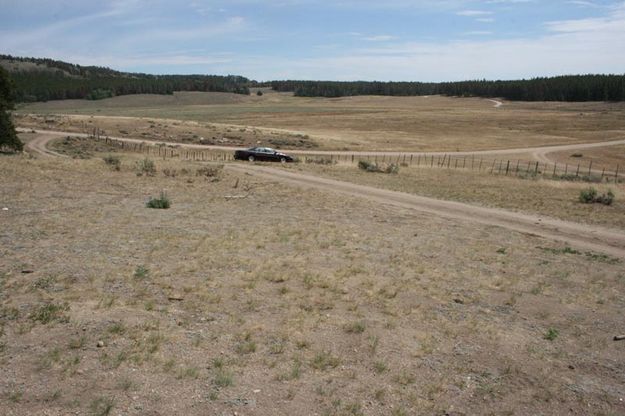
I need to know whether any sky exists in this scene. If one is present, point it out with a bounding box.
[0,0,624,81]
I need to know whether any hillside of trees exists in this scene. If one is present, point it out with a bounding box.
[2,55,623,103]
[272,75,625,101]
[0,55,250,102]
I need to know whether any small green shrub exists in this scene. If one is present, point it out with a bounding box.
[343,321,366,334]
[29,302,70,324]
[133,265,149,279]
[214,370,234,387]
[89,396,114,416]
[135,158,156,176]
[358,160,399,174]
[146,192,170,209]
[306,157,336,165]
[596,190,615,206]
[311,351,340,370]
[579,187,597,203]
[358,160,377,171]
[196,165,223,178]
[579,187,614,205]
[102,155,121,171]
[544,328,559,341]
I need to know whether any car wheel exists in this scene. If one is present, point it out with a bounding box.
[280,157,287,163]
[248,155,255,162]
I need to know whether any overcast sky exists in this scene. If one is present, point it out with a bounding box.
[1,0,624,81]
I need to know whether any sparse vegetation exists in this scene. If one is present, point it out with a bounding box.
[544,328,559,341]
[133,265,149,279]
[29,302,69,324]
[102,155,121,170]
[357,160,399,174]
[146,191,170,209]
[89,396,114,416]
[213,370,234,388]
[311,351,340,371]
[343,321,366,334]
[135,158,156,176]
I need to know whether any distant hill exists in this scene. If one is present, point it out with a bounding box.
[0,54,251,102]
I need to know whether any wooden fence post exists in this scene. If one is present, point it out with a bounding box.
[505,160,510,175]
[615,164,620,182]
[588,160,593,177]
[534,161,539,174]
[576,164,580,177]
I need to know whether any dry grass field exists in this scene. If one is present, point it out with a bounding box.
[280,162,625,229]
[2,138,625,415]
[547,145,625,173]
[16,91,625,152]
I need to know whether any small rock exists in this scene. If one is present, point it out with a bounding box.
[21,269,34,274]
[453,298,464,305]
[97,341,105,348]
[168,293,184,301]
[2,207,8,211]
[253,389,261,393]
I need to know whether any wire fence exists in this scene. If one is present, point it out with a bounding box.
[92,130,621,184]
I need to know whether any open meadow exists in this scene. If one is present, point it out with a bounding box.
[3,91,625,416]
[16,91,625,153]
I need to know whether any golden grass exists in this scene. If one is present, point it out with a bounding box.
[16,91,625,151]
[547,145,625,172]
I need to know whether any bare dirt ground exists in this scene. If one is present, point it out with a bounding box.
[2,147,625,416]
[16,92,625,152]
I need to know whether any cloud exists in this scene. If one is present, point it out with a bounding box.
[456,10,494,16]
[362,35,397,41]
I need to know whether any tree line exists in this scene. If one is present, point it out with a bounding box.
[271,75,625,101]
[1,55,250,102]
[0,66,22,152]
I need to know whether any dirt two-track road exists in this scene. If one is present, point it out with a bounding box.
[23,130,625,258]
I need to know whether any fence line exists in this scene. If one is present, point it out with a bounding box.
[91,132,621,183]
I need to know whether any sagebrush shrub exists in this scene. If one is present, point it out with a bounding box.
[103,155,121,171]
[136,158,156,176]
[579,187,614,205]
[146,192,171,209]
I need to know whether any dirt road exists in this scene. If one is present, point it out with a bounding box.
[24,132,69,158]
[228,164,625,258]
[21,130,625,257]
[19,127,625,159]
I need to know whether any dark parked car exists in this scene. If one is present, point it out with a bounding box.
[234,147,294,163]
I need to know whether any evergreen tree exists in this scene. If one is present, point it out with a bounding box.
[0,66,22,152]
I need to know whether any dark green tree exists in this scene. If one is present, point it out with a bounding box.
[0,66,22,152]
